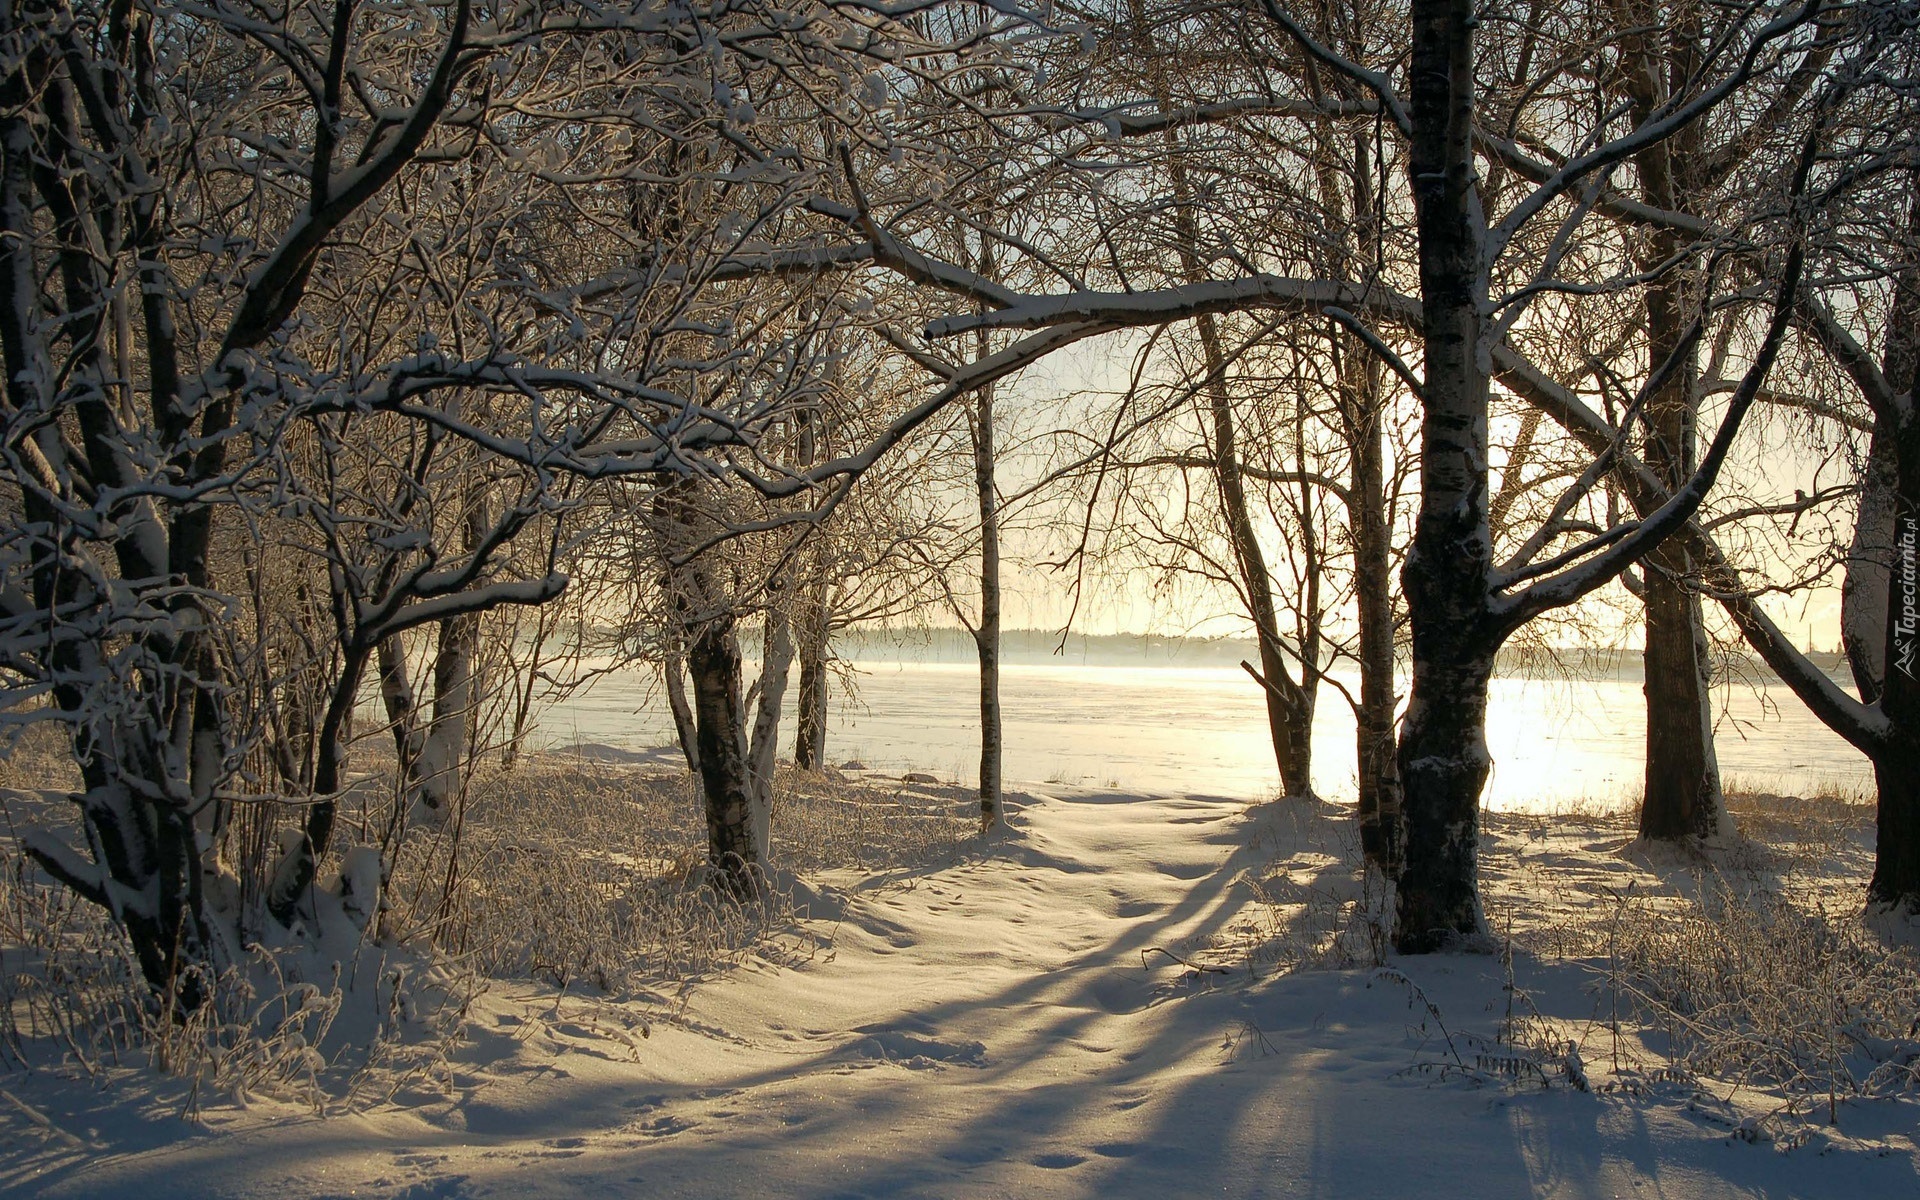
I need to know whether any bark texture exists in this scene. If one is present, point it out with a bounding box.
[1394,0,1497,950]
[794,584,831,772]
[687,611,761,896]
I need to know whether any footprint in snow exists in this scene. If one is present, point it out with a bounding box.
[387,1178,473,1200]
[634,1115,697,1138]
[848,1029,988,1068]
[1030,1152,1088,1169]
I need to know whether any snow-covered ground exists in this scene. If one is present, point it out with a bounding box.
[4,785,1917,1199]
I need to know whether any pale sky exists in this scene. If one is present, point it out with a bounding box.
[976,332,1850,655]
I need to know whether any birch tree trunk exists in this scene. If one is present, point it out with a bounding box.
[793,390,833,774]
[664,634,704,779]
[419,611,475,824]
[378,637,429,803]
[1845,427,1898,703]
[1394,0,1499,950]
[747,601,794,861]
[1867,208,1920,910]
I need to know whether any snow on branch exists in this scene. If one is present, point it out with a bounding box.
[925,277,1407,338]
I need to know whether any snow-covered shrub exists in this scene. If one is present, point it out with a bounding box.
[0,826,472,1113]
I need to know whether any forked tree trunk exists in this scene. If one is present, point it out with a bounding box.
[373,619,469,826]
[657,485,764,896]
[687,612,761,896]
[1131,0,1315,798]
[1195,276,1314,800]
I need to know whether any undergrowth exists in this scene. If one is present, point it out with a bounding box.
[1,743,975,1117]
[1235,790,1920,1138]
[1602,877,1920,1127]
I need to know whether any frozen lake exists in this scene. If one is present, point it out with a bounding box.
[529,655,1873,811]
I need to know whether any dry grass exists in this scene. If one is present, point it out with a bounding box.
[379,757,978,995]
[769,765,978,875]
[1603,877,1920,1124]
[0,723,81,794]
[1485,791,1920,1131]
[1724,788,1875,870]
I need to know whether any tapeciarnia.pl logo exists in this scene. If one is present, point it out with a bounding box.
[1898,508,1918,681]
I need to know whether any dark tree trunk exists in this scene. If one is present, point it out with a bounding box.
[1395,0,1497,951]
[1639,570,1725,841]
[794,641,829,772]
[1394,631,1495,951]
[1868,423,1919,911]
[973,383,1005,827]
[1635,246,1726,842]
[656,484,761,896]
[1351,360,1404,872]
[1624,33,1725,843]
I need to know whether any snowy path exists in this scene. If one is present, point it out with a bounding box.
[9,791,1916,1198]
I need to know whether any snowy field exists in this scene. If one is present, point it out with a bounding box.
[4,772,1916,1199]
